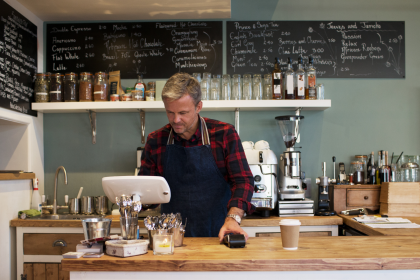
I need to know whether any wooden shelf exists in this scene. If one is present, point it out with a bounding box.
[32,100,331,113]
[0,173,35,180]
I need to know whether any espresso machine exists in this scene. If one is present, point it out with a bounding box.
[244,140,278,217]
[276,115,306,200]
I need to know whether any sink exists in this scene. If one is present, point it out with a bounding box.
[27,214,105,220]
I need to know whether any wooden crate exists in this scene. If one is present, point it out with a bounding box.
[380,182,420,203]
[380,202,420,217]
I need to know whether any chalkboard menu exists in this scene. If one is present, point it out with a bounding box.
[46,21,223,79]
[0,0,37,116]
[226,21,405,78]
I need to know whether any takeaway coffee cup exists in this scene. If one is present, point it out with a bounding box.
[279,219,301,250]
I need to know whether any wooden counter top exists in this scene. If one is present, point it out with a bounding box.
[340,214,420,236]
[62,236,420,272]
[10,215,342,228]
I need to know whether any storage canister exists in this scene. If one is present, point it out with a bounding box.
[355,155,368,183]
[401,161,419,182]
[94,72,108,101]
[35,73,49,102]
[64,73,78,102]
[79,72,93,102]
[49,73,63,102]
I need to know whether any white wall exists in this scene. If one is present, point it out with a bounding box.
[0,1,44,280]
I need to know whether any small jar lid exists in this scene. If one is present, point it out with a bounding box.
[65,72,78,76]
[401,162,419,169]
[355,155,367,159]
[80,72,92,76]
[351,161,362,165]
[95,72,107,76]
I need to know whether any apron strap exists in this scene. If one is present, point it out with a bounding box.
[167,116,210,145]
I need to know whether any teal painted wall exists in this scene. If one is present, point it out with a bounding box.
[44,0,420,207]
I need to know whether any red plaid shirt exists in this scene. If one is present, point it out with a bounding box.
[139,116,255,214]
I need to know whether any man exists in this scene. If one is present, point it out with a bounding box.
[139,72,255,241]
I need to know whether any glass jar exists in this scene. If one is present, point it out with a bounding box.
[231,74,241,100]
[252,74,262,100]
[63,73,78,102]
[354,155,368,183]
[147,81,156,100]
[34,73,49,102]
[350,161,364,185]
[201,75,210,101]
[401,162,419,182]
[153,229,174,255]
[221,74,231,100]
[242,74,252,100]
[79,72,93,102]
[192,73,201,83]
[46,72,51,92]
[49,73,63,102]
[122,93,132,101]
[263,74,272,100]
[94,72,108,101]
[210,78,220,100]
[110,94,120,102]
[145,90,155,101]
[132,89,144,101]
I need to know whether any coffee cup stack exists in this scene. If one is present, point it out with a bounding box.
[279,219,301,250]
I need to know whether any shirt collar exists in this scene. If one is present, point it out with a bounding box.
[172,115,202,143]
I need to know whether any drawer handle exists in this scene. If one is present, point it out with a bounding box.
[364,196,369,200]
[53,239,67,247]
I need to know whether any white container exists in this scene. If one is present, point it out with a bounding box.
[105,240,149,257]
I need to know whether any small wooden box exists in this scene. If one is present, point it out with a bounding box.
[329,184,381,214]
[380,182,420,203]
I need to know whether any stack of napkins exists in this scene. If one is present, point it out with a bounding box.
[352,216,420,228]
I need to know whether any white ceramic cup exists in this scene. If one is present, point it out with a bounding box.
[279,219,301,250]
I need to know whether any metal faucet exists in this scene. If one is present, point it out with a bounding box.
[52,166,68,215]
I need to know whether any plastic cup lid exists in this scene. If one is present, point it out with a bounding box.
[279,219,301,226]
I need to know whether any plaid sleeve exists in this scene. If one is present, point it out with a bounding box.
[224,126,256,214]
[139,133,160,176]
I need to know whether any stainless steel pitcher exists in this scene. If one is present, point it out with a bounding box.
[95,196,109,215]
[81,196,94,215]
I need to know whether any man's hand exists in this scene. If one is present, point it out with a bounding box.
[218,207,248,242]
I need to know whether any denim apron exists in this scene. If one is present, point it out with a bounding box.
[162,117,231,237]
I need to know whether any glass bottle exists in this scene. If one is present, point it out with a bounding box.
[79,72,93,102]
[305,56,317,99]
[367,152,377,185]
[49,73,63,102]
[63,73,78,102]
[272,57,282,99]
[134,75,146,100]
[242,74,252,100]
[221,74,231,100]
[94,72,109,101]
[252,74,262,100]
[263,74,272,100]
[284,57,294,99]
[295,56,305,99]
[380,151,391,183]
[375,151,382,184]
[34,73,49,103]
[231,74,241,100]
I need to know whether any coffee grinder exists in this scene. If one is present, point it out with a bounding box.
[315,162,336,216]
[276,114,306,200]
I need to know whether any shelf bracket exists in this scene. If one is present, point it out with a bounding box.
[88,110,96,144]
[139,109,146,144]
[235,108,240,135]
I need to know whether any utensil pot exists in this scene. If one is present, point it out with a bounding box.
[69,198,80,214]
[81,196,94,214]
[95,196,109,215]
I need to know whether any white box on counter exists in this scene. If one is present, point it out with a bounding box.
[105,240,149,257]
